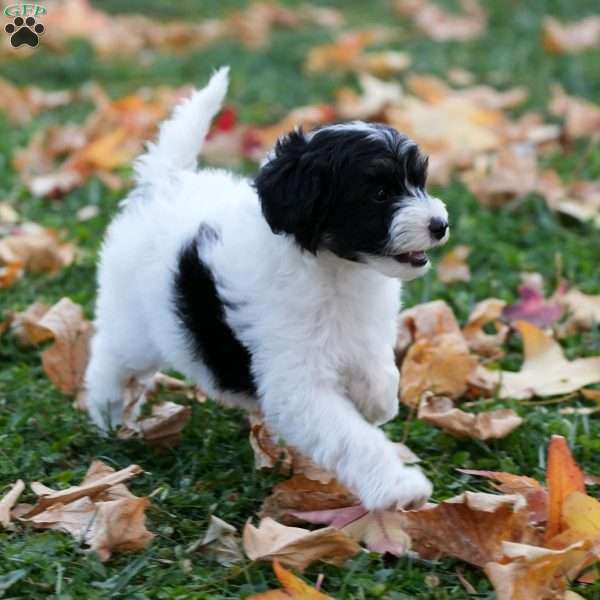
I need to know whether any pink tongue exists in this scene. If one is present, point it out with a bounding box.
[409,251,426,259]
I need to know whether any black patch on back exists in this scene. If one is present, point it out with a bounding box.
[173,225,256,396]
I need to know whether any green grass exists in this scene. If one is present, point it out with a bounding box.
[1,0,600,598]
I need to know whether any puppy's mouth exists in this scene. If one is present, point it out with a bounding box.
[392,250,429,267]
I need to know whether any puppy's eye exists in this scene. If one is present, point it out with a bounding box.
[374,188,387,203]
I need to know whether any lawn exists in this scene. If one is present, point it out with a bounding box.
[1,0,600,598]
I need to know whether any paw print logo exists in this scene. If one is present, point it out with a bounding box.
[5,16,45,48]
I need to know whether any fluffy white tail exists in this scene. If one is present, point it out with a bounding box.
[134,66,229,183]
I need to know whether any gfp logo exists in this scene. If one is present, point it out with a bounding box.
[4,4,46,47]
[4,4,46,17]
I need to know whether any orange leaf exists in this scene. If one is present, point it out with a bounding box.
[247,560,333,599]
[545,435,585,542]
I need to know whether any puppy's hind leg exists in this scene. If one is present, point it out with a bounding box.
[85,335,130,431]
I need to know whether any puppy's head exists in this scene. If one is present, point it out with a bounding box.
[254,122,449,280]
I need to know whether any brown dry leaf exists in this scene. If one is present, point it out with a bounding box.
[116,376,193,447]
[261,475,357,524]
[549,180,600,229]
[558,287,600,337]
[32,298,93,395]
[190,515,243,566]
[87,496,154,561]
[243,517,360,571]
[336,74,403,121]
[10,302,51,345]
[418,394,522,440]
[0,222,75,275]
[0,78,75,124]
[484,540,590,600]
[542,16,600,54]
[247,104,337,153]
[23,496,98,540]
[437,245,471,283]
[383,77,517,185]
[305,28,394,74]
[462,298,508,359]
[15,85,190,197]
[398,492,539,566]
[39,0,341,57]
[549,86,600,141]
[470,320,600,400]
[18,460,152,562]
[23,463,143,518]
[397,301,477,407]
[461,144,540,207]
[0,480,25,529]
[247,560,334,600]
[294,506,411,557]
[395,0,487,41]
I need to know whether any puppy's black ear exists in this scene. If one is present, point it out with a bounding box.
[254,129,330,253]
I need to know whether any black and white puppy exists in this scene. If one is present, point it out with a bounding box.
[86,67,449,510]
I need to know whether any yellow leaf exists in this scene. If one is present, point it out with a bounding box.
[247,560,333,599]
[78,128,132,170]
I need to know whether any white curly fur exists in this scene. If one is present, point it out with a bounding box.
[85,67,449,510]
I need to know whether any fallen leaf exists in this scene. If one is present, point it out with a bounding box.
[243,517,360,571]
[545,435,585,542]
[336,74,403,121]
[23,496,97,540]
[470,321,600,400]
[395,0,487,42]
[305,28,394,74]
[247,560,333,599]
[0,480,25,529]
[189,515,243,566]
[396,301,478,406]
[484,540,590,600]
[35,298,93,395]
[293,505,410,556]
[457,469,547,522]
[502,273,563,328]
[462,298,508,359]
[88,496,154,561]
[437,245,471,283]
[18,460,152,562]
[553,179,600,229]
[0,263,23,288]
[418,394,522,440]
[0,223,75,276]
[0,78,75,124]
[398,492,538,566]
[10,302,51,345]
[558,287,600,336]
[23,463,143,518]
[261,475,357,524]
[542,16,600,54]
[549,86,600,141]
[117,376,193,447]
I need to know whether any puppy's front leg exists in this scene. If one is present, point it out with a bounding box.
[259,368,431,511]
[348,360,400,426]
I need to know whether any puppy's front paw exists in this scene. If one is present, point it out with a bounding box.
[359,464,432,511]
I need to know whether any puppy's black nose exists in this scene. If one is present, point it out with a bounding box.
[428,217,448,240]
